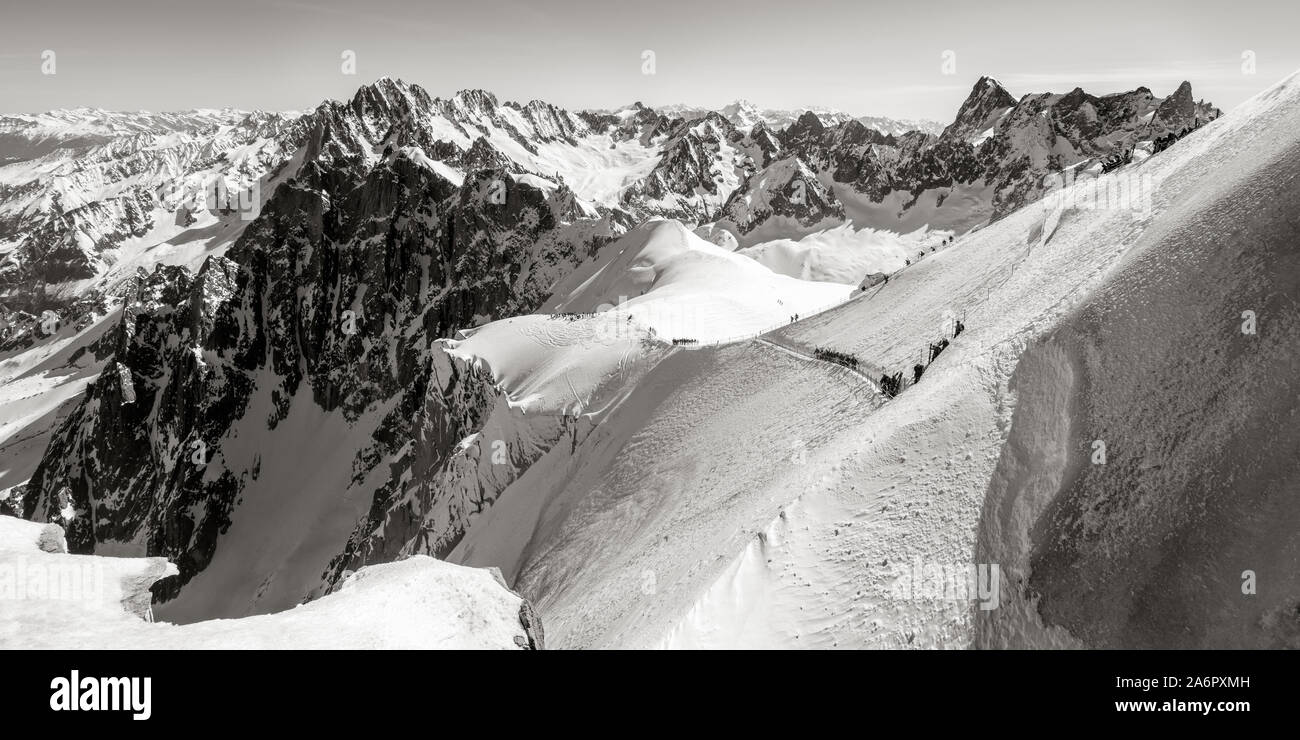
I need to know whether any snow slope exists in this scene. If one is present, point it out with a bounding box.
[976,88,1300,650]
[448,70,1300,648]
[834,181,996,237]
[151,384,395,623]
[450,338,886,645]
[446,219,855,419]
[547,219,854,337]
[0,515,541,649]
[738,223,946,284]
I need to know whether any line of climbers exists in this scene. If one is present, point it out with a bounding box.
[1101,120,1207,173]
[1100,147,1133,174]
[812,346,860,369]
[1153,121,1205,155]
[879,314,965,399]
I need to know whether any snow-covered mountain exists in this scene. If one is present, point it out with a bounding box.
[714,76,1222,244]
[6,68,1281,650]
[0,108,287,164]
[1,77,1215,303]
[0,108,309,291]
[446,71,1300,648]
[653,99,943,136]
[857,114,946,137]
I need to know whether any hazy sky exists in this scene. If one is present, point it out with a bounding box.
[3,0,1298,121]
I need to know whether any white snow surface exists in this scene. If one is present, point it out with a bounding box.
[0,515,534,649]
[738,223,946,283]
[447,219,853,417]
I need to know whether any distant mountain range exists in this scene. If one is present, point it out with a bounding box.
[0,74,1222,619]
[0,76,1218,296]
[648,99,944,136]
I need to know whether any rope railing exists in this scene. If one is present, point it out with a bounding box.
[877,311,967,398]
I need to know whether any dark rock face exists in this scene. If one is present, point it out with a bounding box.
[619,112,770,222]
[24,260,246,591]
[517,599,545,649]
[943,76,1019,141]
[718,157,844,237]
[1148,80,1220,136]
[21,82,620,607]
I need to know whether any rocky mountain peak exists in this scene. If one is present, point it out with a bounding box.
[944,75,1017,140]
[1151,80,1205,135]
[778,110,827,148]
[448,88,500,118]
